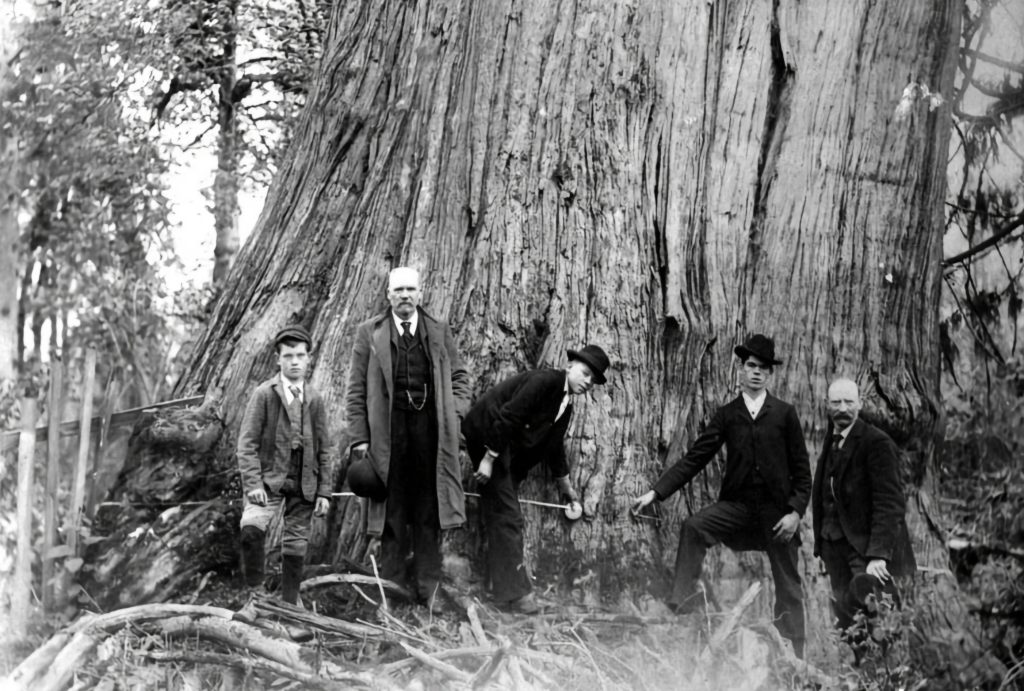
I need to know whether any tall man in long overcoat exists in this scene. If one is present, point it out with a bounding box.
[345,267,471,609]
[813,378,916,644]
[633,334,811,657]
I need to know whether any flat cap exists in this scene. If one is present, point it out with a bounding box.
[274,325,312,348]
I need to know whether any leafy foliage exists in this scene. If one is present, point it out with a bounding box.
[148,0,331,186]
[3,2,178,406]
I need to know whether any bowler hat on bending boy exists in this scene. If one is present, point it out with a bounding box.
[567,345,610,385]
[346,453,387,501]
[274,325,313,349]
[733,334,783,366]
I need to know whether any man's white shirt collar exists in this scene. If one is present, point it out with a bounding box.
[742,390,767,418]
[392,309,419,335]
[556,378,571,421]
[281,374,304,403]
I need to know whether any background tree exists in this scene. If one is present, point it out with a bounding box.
[4,2,176,408]
[149,0,331,287]
[0,0,27,402]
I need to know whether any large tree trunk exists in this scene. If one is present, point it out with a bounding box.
[148,0,994,676]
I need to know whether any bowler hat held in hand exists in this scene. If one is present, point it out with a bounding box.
[346,450,387,501]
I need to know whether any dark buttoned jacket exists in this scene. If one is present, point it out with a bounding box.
[812,418,916,576]
[653,393,811,516]
[461,369,572,482]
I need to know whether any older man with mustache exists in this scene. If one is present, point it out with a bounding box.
[812,378,916,646]
[345,267,472,613]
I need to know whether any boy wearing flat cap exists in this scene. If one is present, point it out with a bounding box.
[462,345,610,614]
[633,334,811,657]
[237,325,334,604]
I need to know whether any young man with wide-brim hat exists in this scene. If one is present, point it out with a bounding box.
[461,345,610,614]
[633,334,811,657]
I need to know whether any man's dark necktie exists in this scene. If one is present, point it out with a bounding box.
[401,321,412,341]
[828,433,843,498]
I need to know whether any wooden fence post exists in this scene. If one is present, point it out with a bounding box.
[66,349,96,560]
[12,397,37,638]
[43,359,64,612]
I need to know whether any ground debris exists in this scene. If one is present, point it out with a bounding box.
[2,580,829,690]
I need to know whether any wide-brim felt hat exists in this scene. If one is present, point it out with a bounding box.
[346,454,387,501]
[567,345,610,385]
[733,334,783,366]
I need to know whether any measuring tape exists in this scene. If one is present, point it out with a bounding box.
[332,491,584,520]
[98,492,586,520]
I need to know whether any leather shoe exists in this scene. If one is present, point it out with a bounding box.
[501,593,540,614]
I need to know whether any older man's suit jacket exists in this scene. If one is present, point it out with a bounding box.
[461,369,572,482]
[345,307,471,535]
[812,418,916,576]
[653,393,811,517]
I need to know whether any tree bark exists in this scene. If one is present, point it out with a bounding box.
[212,0,242,288]
[150,0,990,674]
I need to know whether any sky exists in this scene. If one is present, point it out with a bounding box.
[164,148,265,290]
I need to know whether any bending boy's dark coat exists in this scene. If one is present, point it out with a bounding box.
[461,369,571,480]
[653,393,811,518]
[812,418,916,576]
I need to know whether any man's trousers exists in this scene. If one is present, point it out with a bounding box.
[381,405,441,600]
[819,537,902,631]
[478,451,532,603]
[240,492,314,557]
[672,496,805,655]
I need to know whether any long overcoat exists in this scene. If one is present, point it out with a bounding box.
[345,308,471,535]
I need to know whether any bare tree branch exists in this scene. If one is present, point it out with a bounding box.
[960,46,1024,74]
[943,213,1024,269]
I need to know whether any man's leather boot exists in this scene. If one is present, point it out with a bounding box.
[239,526,266,588]
[280,554,305,606]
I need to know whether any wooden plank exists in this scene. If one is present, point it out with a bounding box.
[66,349,96,559]
[42,360,64,612]
[0,394,205,451]
[12,397,37,638]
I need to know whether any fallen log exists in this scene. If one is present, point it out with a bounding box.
[34,630,100,691]
[158,615,400,689]
[0,632,71,690]
[703,581,762,657]
[2,604,237,690]
[250,594,388,639]
[398,641,473,684]
[136,650,349,691]
[302,573,415,602]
